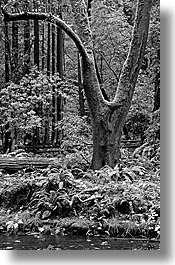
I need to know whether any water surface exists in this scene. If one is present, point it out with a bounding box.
[0,234,160,250]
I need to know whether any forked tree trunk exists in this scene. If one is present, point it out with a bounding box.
[2,0,152,169]
[71,0,152,169]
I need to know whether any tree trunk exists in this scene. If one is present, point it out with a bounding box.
[47,21,51,75]
[24,20,30,75]
[11,21,18,82]
[4,20,10,82]
[91,116,121,169]
[34,19,39,69]
[78,0,151,169]
[41,22,45,70]
[153,70,160,111]
[78,52,85,116]
[56,0,64,146]
[52,23,56,144]
[57,26,63,78]
[52,23,55,74]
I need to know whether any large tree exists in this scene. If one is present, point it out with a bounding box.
[2,0,152,169]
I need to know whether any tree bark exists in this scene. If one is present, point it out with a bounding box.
[41,22,45,70]
[153,70,160,112]
[24,20,30,75]
[4,20,10,82]
[47,21,51,76]
[78,52,85,116]
[56,0,64,146]
[52,23,56,74]
[11,21,18,82]
[34,19,39,69]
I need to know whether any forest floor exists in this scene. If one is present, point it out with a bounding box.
[0,141,160,240]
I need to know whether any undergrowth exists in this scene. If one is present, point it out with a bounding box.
[0,110,160,239]
[0,156,160,239]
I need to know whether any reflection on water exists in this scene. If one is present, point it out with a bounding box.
[0,234,160,250]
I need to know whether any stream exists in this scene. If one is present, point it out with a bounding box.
[0,234,160,250]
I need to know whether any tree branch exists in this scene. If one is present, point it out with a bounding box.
[1,6,90,63]
[112,0,152,107]
[97,50,119,82]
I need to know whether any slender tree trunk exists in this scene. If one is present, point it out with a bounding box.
[100,55,103,82]
[24,20,30,75]
[34,19,40,144]
[41,22,45,70]
[52,24,55,74]
[87,0,93,21]
[46,0,51,143]
[52,23,56,144]
[11,21,18,82]
[4,20,10,82]
[78,52,85,116]
[57,26,63,79]
[153,70,160,112]
[56,0,64,146]
[34,19,39,69]
[47,22,51,75]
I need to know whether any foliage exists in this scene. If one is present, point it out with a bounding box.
[0,147,160,239]
[145,109,160,142]
[0,67,74,142]
[92,0,132,99]
[125,111,150,140]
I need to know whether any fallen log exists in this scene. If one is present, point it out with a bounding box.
[0,157,61,173]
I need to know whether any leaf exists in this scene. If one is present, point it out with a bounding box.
[13,223,18,230]
[55,228,61,235]
[6,221,14,227]
[59,181,64,190]
[38,227,45,233]
[41,210,51,219]
[18,219,24,225]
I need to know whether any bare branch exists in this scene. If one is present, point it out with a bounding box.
[97,50,119,82]
[112,0,152,107]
